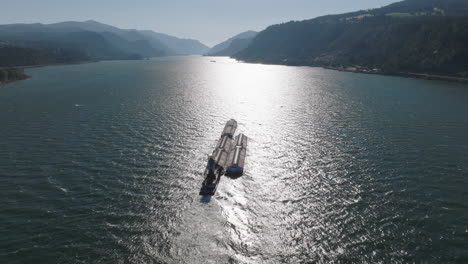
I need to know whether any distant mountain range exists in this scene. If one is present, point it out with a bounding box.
[0,20,209,67]
[206,31,257,56]
[232,0,468,77]
[3,0,468,79]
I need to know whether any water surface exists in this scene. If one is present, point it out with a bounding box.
[1,56,467,263]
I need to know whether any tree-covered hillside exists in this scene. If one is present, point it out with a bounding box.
[234,0,468,77]
[210,37,256,56]
[206,31,257,56]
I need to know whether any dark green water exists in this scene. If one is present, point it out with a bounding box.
[1,56,467,263]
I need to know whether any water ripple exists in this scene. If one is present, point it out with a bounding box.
[0,57,467,263]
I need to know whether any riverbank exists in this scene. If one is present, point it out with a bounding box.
[0,61,95,85]
[19,60,96,70]
[235,58,468,84]
[325,66,468,84]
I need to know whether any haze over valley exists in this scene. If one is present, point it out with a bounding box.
[0,20,209,66]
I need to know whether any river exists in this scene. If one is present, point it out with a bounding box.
[1,56,467,263]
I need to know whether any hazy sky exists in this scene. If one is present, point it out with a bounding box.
[1,0,401,46]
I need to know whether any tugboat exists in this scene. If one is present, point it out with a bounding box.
[199,119,247,196]
[199,157,223,196]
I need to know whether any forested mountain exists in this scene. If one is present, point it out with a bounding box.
[206,31,257,56]
[363,0,468,16]
[234,0,468,77]
[0,21,209,67]
[210,37,256,57]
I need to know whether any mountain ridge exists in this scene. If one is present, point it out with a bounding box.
[206,31,257,56]
[44,20,209,55]
[0,20,210,67]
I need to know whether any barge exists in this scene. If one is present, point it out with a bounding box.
[199,119,248,196]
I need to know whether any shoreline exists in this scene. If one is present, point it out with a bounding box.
[0,61,95,85]
[0,60,95,70]
[3,57,468,85]
[235,58,468,84]
[19,60,96,70]
[326,66,468,84]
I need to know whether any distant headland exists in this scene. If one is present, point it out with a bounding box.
[0,68,29,84]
